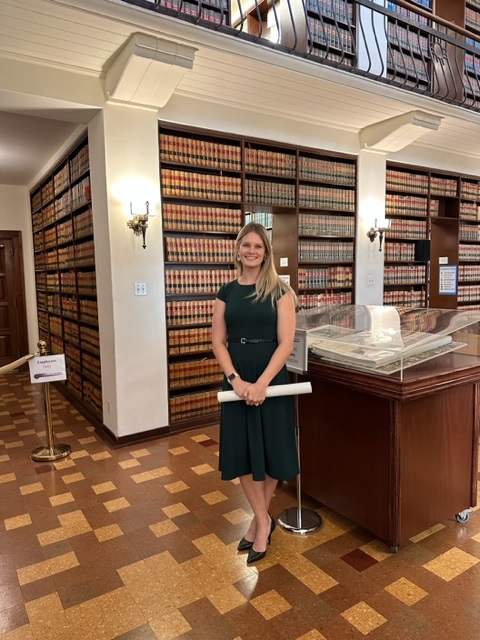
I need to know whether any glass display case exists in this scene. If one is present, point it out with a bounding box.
[294,304,480,379]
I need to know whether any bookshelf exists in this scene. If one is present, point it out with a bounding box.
[384,166,430,308]
[458,176,480,309]
[155,0,229,26]
[383,163,480,310]
[304,0,356,67]
[30,134,102,423]
[385,1,432,91]
[159,124,357,429]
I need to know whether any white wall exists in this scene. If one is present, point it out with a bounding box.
[89,104,169,438]
[0,185,38,351]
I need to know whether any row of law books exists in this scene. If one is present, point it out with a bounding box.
[84,379,102,414]
[460,180,480,200]
[387,49,429,82]
[460,244,480,261]
[162,169,242,202]
[430,176,458,197]
[160,133,241,171]
[306,0,353,23]
[385,193,428,216]
[383,289,426,307]
[166,299,215,326]
[298,266,353,289]
[168,326,212,355]
[384,242,415,262]
[298,213,355,237]
[298,240,354,263]
[79,299,98,325]
[308,19,354,53]
[83,352,102,386]
[459,264,480,281]
[245,180,295,206]
[298,185,355,210]
[388,218,426,239]
[165,268,233,295]
[384,265,426,285]
[458,285,480,302]
[460,224,480,242]
[165,237,236,263]
[170,389,220,422]
[245,147,296,178]
[460,202,479,220]
[387,23,429,56]
[169,357,222,389]
[299,156,355,185]
[54,164,69,196]
[70,144,89,183]
[297,291,352,309]
[386,169,429,193]
[162,203,242,233]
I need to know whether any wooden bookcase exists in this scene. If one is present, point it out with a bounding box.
[159,123,357,430]
[385,1,432,91]
[385,162,480,310]
[155,0,229,26]
[30,134,102,423]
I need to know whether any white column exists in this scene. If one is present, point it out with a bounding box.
[88,104,169,439]
[355,149,387,305]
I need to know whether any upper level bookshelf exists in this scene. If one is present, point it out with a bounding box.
[155,0,229,26]
[159,123,357,429]
[30,134,102,423]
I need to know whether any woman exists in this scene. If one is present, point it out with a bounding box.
[212,222,299,564]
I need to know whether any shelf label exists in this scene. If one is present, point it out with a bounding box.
[439,264,457,295]
[29,355,67,384]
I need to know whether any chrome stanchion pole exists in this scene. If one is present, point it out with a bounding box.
[30,341,71,462]
[279,373,322,534]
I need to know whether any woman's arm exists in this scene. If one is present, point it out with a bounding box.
[211,297,251,399]
[243,291,296,405]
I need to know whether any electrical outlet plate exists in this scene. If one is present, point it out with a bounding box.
[135,282,147,296]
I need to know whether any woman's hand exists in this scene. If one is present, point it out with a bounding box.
[242,380,268,406]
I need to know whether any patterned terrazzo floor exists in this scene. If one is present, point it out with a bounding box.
[1,371,480,640]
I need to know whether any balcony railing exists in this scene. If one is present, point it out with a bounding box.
[121,0,480,112]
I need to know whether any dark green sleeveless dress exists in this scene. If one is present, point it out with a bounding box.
[216,280,299,481]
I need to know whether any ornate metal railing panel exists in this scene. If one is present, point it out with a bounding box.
[121,0,480,112]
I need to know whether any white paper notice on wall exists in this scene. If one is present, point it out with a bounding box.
[439,256,449,264]
[29,355,67,384]
[279,274,291,286]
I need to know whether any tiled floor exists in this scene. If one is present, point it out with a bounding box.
[1,372,480,640]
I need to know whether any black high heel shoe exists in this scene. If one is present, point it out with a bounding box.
[238,514,276,552]
[247,521,273,564]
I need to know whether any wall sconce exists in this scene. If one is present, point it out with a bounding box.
[367,218,391,252]
[127,201,149,249]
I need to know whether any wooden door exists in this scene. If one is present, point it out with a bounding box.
[0,231,29,366]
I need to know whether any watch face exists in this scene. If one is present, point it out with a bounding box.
[228,373,236,381]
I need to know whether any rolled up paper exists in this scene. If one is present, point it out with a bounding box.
[217,381,312,403]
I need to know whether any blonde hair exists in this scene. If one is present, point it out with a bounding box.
[234,222,297,306]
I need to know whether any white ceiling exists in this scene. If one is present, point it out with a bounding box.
[2,0,480,186]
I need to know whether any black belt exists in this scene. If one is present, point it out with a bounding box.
[229,338,277,344]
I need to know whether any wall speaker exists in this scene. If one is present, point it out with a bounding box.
[414,239,430,262]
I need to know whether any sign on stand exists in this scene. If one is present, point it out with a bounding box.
[29,355,67,383]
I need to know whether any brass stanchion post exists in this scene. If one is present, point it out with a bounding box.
[30,341,71,462]
[278,373,322,534]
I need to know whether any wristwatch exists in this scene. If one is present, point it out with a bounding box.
[227,372,238,385]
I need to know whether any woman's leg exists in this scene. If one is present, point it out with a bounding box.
[240,473,278,550]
